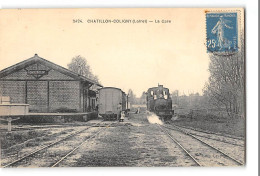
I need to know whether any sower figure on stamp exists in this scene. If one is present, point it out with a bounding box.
[211,15,233,49]
[117,103,122,121]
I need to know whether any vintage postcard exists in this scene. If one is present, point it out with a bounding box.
[0,8,245,167]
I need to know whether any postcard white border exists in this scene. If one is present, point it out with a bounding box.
[0,0,258,176]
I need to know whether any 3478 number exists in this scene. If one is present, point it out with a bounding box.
[207,39,216,48]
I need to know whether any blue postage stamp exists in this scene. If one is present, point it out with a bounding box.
[206,12,238,53]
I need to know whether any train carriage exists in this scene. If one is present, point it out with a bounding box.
[98,87,127,120]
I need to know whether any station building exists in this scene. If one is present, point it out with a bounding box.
[0,54,101,113]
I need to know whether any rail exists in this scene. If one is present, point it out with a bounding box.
[162,124,244,166]
[2,121,103,168]
[162,125,244,147]
[156,124,202,166]
[51,121,117,167]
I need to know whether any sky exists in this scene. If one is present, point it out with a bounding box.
[0,8,226,97]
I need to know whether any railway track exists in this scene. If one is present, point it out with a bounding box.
[1,127,76,159]
[157,124,244,166]
[173,123,244,141]
[162,125,244,147]
[51,122,116,167]
[1,123,98,152]
[2,121,111,168]
[157,124,202,166]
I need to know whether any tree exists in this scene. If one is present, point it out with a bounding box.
[203,36,245,118]
[67,55,100,83]
[127,89,137,104]
[139,91,147,104]
[171,90,179,105]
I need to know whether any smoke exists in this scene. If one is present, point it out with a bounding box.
[147,112,163,125]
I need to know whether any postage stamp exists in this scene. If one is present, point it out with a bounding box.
[206,12,238,53]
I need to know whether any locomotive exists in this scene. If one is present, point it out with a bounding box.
[146,85,174,120]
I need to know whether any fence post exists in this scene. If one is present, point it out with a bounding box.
[7,117,12,132]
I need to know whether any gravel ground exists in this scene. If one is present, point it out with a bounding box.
[172,116,245,138]
[164,126,242,166]
[172,125,244,144]
[168,124,245,162]
[1,120,104,167]
[194,135,245,165]
[56,113,197,167]
[163,124,245,164]
[1,112,245,167]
